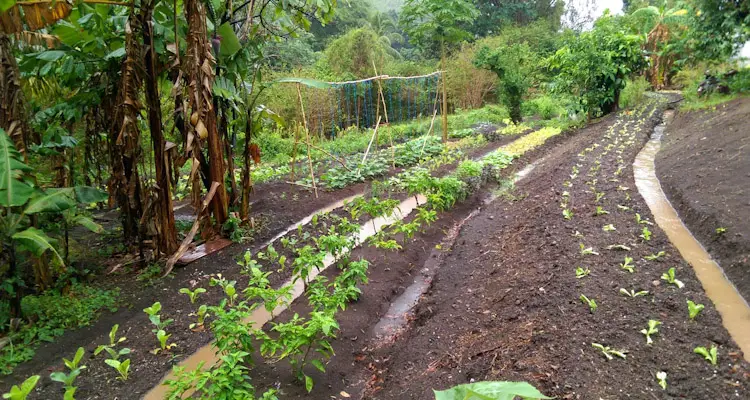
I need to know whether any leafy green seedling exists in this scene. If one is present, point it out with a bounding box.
[563,180,572,188]
[619,288,649,298]
[602,224,615,232]
[607,244,632,251]
[50,347,86,391]
[656,371,667,390]
[151,329,177,355]
[179,287,206,304]
[644,251,666,261]
[640,226,652,241]
[591,343,627,360]
[579,294,597,313]
[104,359,130,381]
[687,300,705,320]
[640,320,661,345]
[661,267,684,288]
[579,243,599,256]
[190,304,210,330]
[594,206,609,216]
[617,204,630,211]
[143,302,174,332]
[2,375,40,400]
[562,209,573,220]
[620,256,635,273]
[694,345,718,365]
[575,267,590,279]
[635,213,653,225]
[94,325,130,361]
[595,192,605,202]
[715,227,726,235]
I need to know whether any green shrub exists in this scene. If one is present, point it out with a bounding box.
[619,77,649,109]
[523,95,564,119]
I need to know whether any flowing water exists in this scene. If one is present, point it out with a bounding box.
[144,193,426,399]
[633,110,750,362]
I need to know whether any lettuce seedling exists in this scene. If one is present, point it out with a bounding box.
[687,300,705,320]
[104,359,130,381]
[694,345,718,365]
[640,227,652,241]
[579,294,597,313]
[619,288,648,298]
[602,224,615,232]
[575,267,590,279]
[94,325,130,361]
[594,206,609,216]
[562,209,573,220]
[607,244,631,251]
[152,329,177,355]
[2,375,40,400]
[620,256,635,273]
[715,227,726,235]
[190,304,210,330]
[656,371,667,390]
[617,204,630,211]
[591,343,627,360]
[635,213,653,225]
[143,302,174,332]
[640,320,661,345]
[661,267,684,288]
[50,347,86,393]
[579,243,599,256]
[644,251,666,261]
[179,287,206,304]
[595,192,605,203]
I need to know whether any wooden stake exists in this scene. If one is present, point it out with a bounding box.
[361,116,382,165]
[372,61,395,168]
[296,84,318,198]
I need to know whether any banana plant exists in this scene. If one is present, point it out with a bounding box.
[1,129,106,315]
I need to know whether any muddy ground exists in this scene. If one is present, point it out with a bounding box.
[656,97,750,301]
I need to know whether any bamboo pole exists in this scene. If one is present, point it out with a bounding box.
[372,61,395,169]
[296,84,318,198]
[361,116,382,165]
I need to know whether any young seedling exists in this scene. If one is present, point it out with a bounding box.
[661,267,685,288]
[694,345,718,365]
[151,329,177,355]
[602,224,616,232]
[2,375,40,400]
[640,226,652,241]
[620,256,635,273]
[179,287,206,304]
[687,300,705,320]
[640,320,661,345]
[715,227,726,235]
[575,267,590,279]
[644,251,666,261]
[94,325,130,361]
[594,206,609,216]
[591,343,627,360]
[607,244,632,251]
[579,243,599,256]
[579,294,597,313]
[595,192,605,203]
[50,347,86,394]
[562,209,573,220]
[635,213,653,225]
[619,288,649,298]
[104,359,131,381]
[656,371,667,390]
[617,204,630,211]
[143,302,174,333]
[189,304,210,330]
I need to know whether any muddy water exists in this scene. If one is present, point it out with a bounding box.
[144,194,426,399]
[633,111,750,362]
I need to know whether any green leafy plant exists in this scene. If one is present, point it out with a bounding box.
[2,375,40,400]
[640,226,652,241]
[687,300,705,320]
[151,329,176,355]
[640,320,661,345]
[143,302,173,332]
[94,324,130,361]
[619,288,649,298]
[594,206,609,216]
[50,347,86,393]
[694,345,718,365]
[190,305,210,330]
[579,294,597,313]
[579,243,599,256]
[635,213,653,225]
[620,256,635,273]
[433,381,551,400]
[562,208,573,220]
[602,224,615,232]
[644,251,666,261]
[592,343,627,360]
[656,371,667,390]
[607,244,632,251]
[575,267,590,279]
[661,267,685,288]
[715,227,726,235]
[104,358,130,381]
[179,287,207,304]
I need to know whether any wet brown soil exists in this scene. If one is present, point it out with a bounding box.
[656,97,750,302]
[0,131,519,399]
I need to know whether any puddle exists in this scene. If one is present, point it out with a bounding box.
[633,110,750,362]
[372,160,540,343]
[144,194,426,399]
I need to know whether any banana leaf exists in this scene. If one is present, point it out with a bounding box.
[24,188,76,214]
[434,381,552,400]
[0,128,34,207]
[72,215,104,233]
[12,227,65,267]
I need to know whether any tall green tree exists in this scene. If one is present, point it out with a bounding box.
[400,0,478,141]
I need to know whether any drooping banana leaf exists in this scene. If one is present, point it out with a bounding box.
[24,187,77,214]
[72,215,103,233]
[433,381,552,400]
[0,128,34,207]
[73,185,107,204]
[12,227,65,267]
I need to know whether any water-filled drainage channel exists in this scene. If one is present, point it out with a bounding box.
[633,110,750,362]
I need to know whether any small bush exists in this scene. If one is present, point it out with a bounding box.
[619,77,649,109]
[523,95,564,120]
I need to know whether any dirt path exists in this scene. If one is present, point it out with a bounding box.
[656,97,750,301]
[362,96,750,399]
